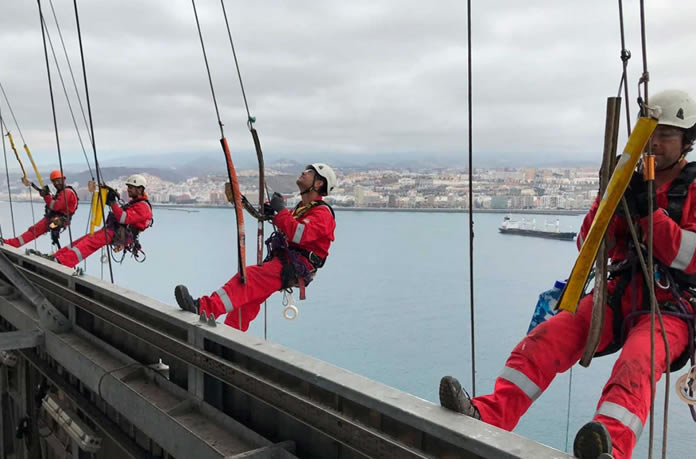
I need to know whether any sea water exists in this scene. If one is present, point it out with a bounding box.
[0,201,690,458]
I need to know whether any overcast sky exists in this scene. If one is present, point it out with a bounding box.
[1,0,694,168]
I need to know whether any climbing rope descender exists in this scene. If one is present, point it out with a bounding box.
[676,364,696,406]
[282,290,298,321]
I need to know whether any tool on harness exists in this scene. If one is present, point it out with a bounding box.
[264,231,314,300]
[676,364,696,406]
[104,198,153,264]
[282,289,298,320]
[43,186,78,248]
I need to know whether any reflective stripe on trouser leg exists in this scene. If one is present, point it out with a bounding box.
[596,401,643,440]
[70,246,84,263]
[499,366,542,401]
[215,288,235,313]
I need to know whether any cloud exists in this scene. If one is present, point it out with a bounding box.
[0,0,694,168]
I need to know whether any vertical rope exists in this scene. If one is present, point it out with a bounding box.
[466,0,476,396]
[617,0,632,137]
[564,368,574,452]
[72,0,114,283]
[0,107,16,237]
[38,0,73,248]
[48,0,93,148]
[0,85,39,246]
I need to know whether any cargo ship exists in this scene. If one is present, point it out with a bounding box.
[499,216,577,241]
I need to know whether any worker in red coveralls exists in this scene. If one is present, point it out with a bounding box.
[175,163,337,331]
[53,174,153,268]
[4,170,78,248]
[438,90,696,459]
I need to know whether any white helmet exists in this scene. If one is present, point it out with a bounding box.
[308,163,337,196]
[125,174,147,188]
[651,89,696,129]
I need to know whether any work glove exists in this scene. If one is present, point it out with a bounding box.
[269,192,285,213]
[105,187,118,206]
[263,193,285,219]
[39,185,50,198]
[617,172,657,219]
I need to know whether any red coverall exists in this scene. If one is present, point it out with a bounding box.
[471,181,695,459]
[54,195,153,268]
[5,187,78,248]
[198,199,336,331]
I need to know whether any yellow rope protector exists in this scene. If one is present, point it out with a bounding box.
[23,144,44,186]
[89,187,109,234]
[558,116,657,313]
[6,132,27,180]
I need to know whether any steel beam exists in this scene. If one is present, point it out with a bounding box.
[0,329,43,351]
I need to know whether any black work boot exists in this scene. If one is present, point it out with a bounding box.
[438,376,481,419]
[175,285,200,314]
[573,421,613,459]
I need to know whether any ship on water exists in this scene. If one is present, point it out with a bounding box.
[498,215,577,241]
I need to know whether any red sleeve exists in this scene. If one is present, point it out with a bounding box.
[273,206,335,247]
[46,188,78,214]
[638,184,696,274]
[110,201,152,229]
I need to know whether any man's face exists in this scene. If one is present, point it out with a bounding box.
[649,125,685,170]
[126,185,141,199]
[52,178,64,190]
[296,168,316,190]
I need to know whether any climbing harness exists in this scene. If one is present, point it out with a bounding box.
[104,197,153,264]
[44,185,78,249]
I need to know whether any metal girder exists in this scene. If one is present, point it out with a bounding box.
[0,250,69,333]
[23,271,428,459]
[0,329,43,351]
[2,250,573,459]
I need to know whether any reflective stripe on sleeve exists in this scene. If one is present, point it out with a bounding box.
[292,223,305,244]
[119,211,127,224]
[670,229,696,271]
[499,366,542,401]
[215,288,235,313]
[596,401,643,439]
[577,232,584,248]
[18,235,25,246]
[70,246,84,263]
[49,200,56,210]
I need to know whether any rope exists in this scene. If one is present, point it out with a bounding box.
[72,0,114,283]
[466,0,476,396]
[565,368,574,452]
[191,0,247,285]
[0,107,16,237]
[219,0,275,339]
[38,0,73,248]
[191,0,225,138]
[0,86,39,248]
[48,0,93,149]
[616,0,632,137]
[41,12,94,178]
